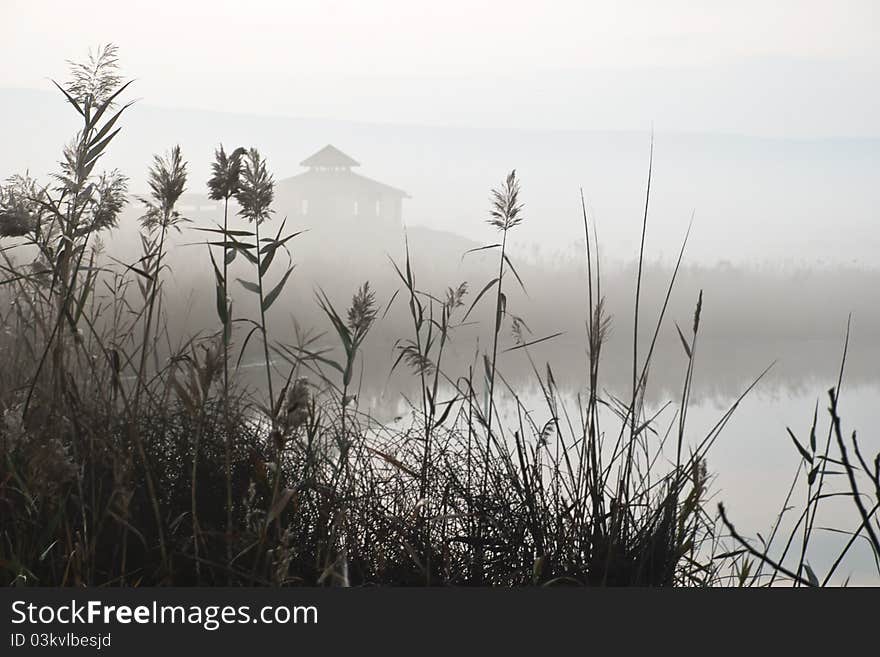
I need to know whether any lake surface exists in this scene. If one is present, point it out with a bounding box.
[654,382,880,585]
[467,379,880,585]
[243,337,880,585]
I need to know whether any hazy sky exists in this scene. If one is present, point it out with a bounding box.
[4,1,876,76]
[2,1,878,136]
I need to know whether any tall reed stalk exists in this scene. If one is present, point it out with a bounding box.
[207,144,245,561]
[467,170,525,581]
[132,145,188,573]
[3,45,876,588]
[134,145,187,407]
[234,148,277,411]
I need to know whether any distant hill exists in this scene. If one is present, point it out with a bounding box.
[2,87,879,266]
[3,85,879,400]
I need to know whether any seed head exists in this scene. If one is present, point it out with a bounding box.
[65,43,123,106]
[488,169,524,232]
[347,282,377,341]
[235,148,274,225]
[208,145,246,201]
[138,145,188,232]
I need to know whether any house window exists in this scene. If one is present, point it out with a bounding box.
[301,199,309,215]
[353,201,360,216]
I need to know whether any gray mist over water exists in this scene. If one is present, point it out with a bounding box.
[2,0,879,583]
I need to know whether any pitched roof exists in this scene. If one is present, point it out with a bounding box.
[348,171,410,198]
[277,169,410,198]
[300,144,360,168]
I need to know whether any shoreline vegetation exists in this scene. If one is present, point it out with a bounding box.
[1,46,878,587]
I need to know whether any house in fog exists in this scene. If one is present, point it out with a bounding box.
[276,145,409,227]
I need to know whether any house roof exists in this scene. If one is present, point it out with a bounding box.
[348,171,410,198]
[278,169,410,198]
[300,144,360,168]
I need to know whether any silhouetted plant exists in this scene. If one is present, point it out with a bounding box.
[2,46,877,590]
[8,44,134,418]
[228,147,306,578]
[135,146,188,399]
[206,144,246,560]
[462,169,527,581]
[234,148,279,409]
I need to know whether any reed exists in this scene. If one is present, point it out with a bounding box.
[0,46,876,587]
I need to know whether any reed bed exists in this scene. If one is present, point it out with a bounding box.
[1,46,877,587]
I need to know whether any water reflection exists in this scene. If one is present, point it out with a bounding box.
[240,335,880,585]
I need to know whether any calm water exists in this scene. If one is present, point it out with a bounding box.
[474,379,880,585]
[244,338,880,585]
[657,383,880,585]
